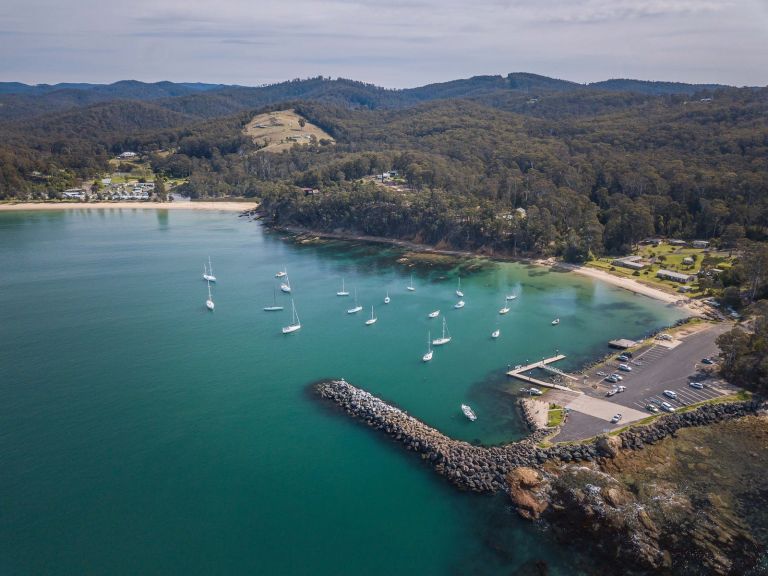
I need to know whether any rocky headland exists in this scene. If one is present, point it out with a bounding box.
[315,379,767,575]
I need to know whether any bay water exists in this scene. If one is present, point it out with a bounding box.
[0,209,687,575]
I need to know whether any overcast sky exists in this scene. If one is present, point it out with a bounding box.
[1,0,766,87]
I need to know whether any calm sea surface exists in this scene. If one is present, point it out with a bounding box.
[0,209,687,575]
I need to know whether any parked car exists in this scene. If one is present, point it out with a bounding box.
[656,334,673,341]
[646,404,659,413]
[660,401,676,412]
[605,375,619,383]
[606,388,618,397]
[663,390,678,399]
[611,373,624,381]
[529,387,543,396]
[617,385,626,392]
[689,382,704,390]
[701,358,715,365]
[617,355,629,362]
[610,413,623,423]
[596,371,608,377]
[618,364,632,372]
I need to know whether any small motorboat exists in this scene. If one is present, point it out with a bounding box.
[505,294,517,301]
[428,310,440,318]
[491,329,500,339]
[454,300,465,309]
[551,318,560,326]
[461,404,477,421]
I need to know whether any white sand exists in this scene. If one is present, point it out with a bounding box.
[0,201,256,212]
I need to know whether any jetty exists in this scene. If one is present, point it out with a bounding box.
[506,355,575,390]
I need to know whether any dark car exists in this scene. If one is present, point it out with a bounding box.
[701,357,715,365]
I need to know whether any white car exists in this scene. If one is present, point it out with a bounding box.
[618,364,632,372]
[663,390,678,399]
[660,401,676,412]
[610,413,623,423]
[689,382,704,390]
[529,388,543,396]
[617,385,626,392]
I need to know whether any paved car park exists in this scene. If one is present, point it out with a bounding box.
[553,322,737,440]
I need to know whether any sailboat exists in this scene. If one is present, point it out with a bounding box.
[337,278,350,297]
[456,277,464,298]
[203,256,216,282]
[551,318,560,326]
[461,404,477,421]
[365,305,377,325]
[384,291,390,304]
[422,331,433,362]
[491,328,500,339]
[347,288,362,314]
[275,267,287,278]
[505,293,517,301]
[454,300,465,309]
[428,310,440,318]
[432,317,451,346]
[407,273,416,291]
[282,299,301,334]
[499,299,511,315]
[205,280,215,311]
[263,287,284,311]
[280,276,291,293]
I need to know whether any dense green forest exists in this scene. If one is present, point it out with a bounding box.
[1,74,766,260]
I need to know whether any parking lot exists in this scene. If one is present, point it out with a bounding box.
[554,322,738,441]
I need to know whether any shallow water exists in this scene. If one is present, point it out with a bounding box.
[0,209,687,575]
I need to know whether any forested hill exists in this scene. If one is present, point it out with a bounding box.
[1,72,765,262]
[0,74,734,121]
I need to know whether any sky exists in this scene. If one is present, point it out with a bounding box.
[1,0,766,88]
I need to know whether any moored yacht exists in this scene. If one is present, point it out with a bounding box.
[461,404,477,421]
[432,317,451,346]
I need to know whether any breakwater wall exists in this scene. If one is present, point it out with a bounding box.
[315,379,762,493]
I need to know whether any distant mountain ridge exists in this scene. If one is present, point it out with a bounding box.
[0,74,737,123]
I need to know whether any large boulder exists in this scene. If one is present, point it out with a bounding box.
[506,467,550,520]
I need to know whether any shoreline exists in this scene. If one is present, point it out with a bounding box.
[0,201,257,212]
[277,225,702,314]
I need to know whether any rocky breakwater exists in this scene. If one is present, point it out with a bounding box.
[315,379,550,493]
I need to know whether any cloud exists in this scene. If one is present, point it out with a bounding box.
[0,0,765,87]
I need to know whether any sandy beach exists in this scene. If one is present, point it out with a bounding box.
[0,201,257,212]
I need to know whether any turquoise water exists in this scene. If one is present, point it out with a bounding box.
[0,209,687,575]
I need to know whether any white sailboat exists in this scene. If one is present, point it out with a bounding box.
[454,300,465,309]
[491,328,500,339]
[263,287,284,311]
[422,331,433,362]
[203,256,216,282]
[428,310,440,318]
[205,280,215,311]
[456,277,464,298]
[282,299,301,334]
[432,317,451,346]
[499,299,510,314]
[337,278,350,297]
[384,291,390,304]
[280,276,292,293]
[551,318,560,326]
[347,288,362,314]
[505,294,517,301]
[407,273,416,291]
[365,305,377,325]
[275,267,287,278]
[461,404,477,421]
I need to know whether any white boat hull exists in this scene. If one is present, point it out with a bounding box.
[206,300,214,311]
[282,324,301,334]
[347,306,363,314]
[365,318,377,325]
[384,297,390,304]
[422,351,433,362]
[461,404,477,421]
[203,274,216,282]
[491,330,500,338]
[280,285,291,293]
[506,295,517,301]
[454,301,465,309]
[428,311,440,318]
[407,286,415,291]
[432,338,451,346]
[337,291,350,297]
[456,290,464,297]
[275,271,287,278]
[499,307,510,315]
[263,306,284,311]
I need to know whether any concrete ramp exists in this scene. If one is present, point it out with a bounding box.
[565,395,648,423]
